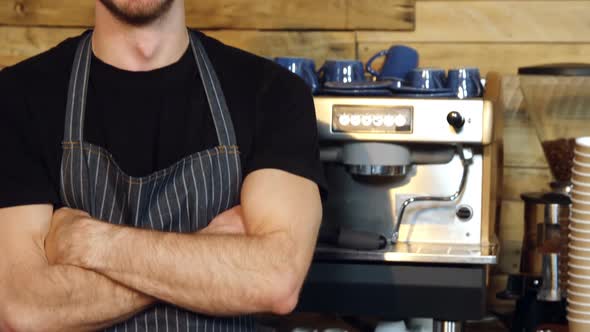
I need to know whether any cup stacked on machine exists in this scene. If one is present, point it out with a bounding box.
[568,137,590,331]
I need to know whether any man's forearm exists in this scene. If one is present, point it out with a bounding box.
[71,222,297,316]
[3,262,154,332]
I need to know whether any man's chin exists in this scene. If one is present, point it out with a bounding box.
[99,0,175,26]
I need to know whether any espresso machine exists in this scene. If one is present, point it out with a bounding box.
[297,73,503,331]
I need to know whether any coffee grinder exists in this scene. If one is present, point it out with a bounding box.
[499,64,590,331]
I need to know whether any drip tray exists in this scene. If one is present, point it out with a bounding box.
[315,239,498,265]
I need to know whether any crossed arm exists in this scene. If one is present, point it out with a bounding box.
[0,169,322,331]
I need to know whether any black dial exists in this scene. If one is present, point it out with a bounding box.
[447,111,465,130]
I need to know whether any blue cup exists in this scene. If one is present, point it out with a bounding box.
[405,68,446,90]
[447,68,484,99]
[366,45,419,81]
[275,57,320,94]
[319,60,366,84]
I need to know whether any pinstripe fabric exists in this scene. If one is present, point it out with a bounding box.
[59,31,255,331]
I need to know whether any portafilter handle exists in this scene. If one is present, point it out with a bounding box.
[391,144,473,243]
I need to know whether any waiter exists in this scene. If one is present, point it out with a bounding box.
[0,0,325,330]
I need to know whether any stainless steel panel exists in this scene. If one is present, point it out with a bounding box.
[315,239,498,265]
[322,153,484,245]
[315,97,487,143]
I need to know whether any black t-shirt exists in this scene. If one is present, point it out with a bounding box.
[0,30,326,209]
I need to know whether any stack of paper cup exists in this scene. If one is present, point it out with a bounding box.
[568,137,590,331]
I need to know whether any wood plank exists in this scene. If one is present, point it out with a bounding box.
[358,42,590,76]
[205,30,357,64]
[358,1,590,42]
[0,0,414,30]
[347,0,414,30]
[502,167,552,201]
[498,200,525,274]
[0,27,356,68]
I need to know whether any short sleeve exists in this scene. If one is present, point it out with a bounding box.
[244,69,328,198]
[0,67,59,208]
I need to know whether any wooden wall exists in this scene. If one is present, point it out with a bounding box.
[2,0,589,311]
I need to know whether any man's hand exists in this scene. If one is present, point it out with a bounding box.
[45,207,94,266]
[200,205,246,235]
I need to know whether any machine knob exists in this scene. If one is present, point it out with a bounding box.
[447,111,465,130]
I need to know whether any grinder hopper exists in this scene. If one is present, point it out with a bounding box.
[519,64,590,186]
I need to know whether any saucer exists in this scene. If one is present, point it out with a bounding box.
[392,91,457,98]
[319,88,393,97]
[323,80,394,90]
[390,85,454,94]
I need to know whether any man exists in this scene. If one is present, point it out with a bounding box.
[0,0,325,330]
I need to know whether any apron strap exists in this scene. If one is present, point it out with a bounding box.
[63,30,238,147]
[188,30,238,147]
[64,32,92,142]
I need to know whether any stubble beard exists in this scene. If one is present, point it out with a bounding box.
[99,0,175,26]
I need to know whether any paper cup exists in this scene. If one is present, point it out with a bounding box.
[571,221,590,231]
[577,137,590,154]
[570,319,590,332]
[574,166,590,176]
[571,254,590,266]
[573,172,590,185]
[569,290,590,303]
[569,304,590,315]
[569,264,590,276]
[575,154,590,165]
[573,199,590,213]
[572,213,590,222]
[574,180,590,195]
[569,282,590,295]
[573,191,590,203]
[570,245,590,258]
[569,298,590,307]
[572,159,590,173]
[569,312,590,322]
[571,229,590,240]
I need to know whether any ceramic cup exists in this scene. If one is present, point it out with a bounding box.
[404,68,447,90]
[446,67,484,99]
[319,60,365,84]
[275,57,320,94]
[366,45,419,81]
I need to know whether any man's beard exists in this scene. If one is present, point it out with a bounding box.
[99,0,175,26]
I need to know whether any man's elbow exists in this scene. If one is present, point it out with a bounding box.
[266,268,304,315]
[1,299,52,332]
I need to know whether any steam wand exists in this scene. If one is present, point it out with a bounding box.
[391,144,473,243]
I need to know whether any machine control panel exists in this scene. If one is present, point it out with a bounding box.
[332,105,413,133]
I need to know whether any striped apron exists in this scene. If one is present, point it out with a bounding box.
[60,30,255,331]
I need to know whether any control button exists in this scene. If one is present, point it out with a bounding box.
[361,115,373,127]
[338,114,351,126]
[447,111,465,130]
[372,115,384,127]
[456,205,473,221]
[350,114,361,127]
[384,115,395,127]
[394,114,408,127]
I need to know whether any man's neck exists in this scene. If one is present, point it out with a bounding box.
[93,0,189,72]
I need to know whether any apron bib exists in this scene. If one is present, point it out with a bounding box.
[60,30,254,332]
